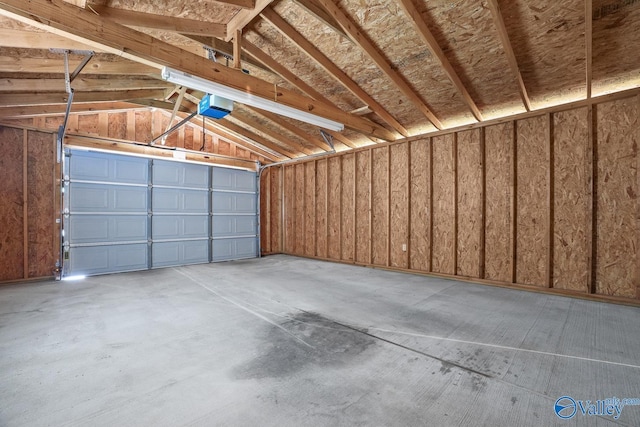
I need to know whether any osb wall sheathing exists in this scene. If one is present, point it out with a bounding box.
[316,159,328,258]
[390,143,409,269]
[294,163,305,255]
[431,134,455,275]
[596,96,640,298]
[263,95,640,304]
[371,147,389,266]
[341,154,355,262]
[283,165,295,252]
[457,129,482,278]
[327,157,342,260]
[304,161,316,257]
[516,115,549,286]
[0,126,25,281]
[0,126,57,283]
[355,151,371,264]
[554,107,590,292]
[409,138,431,271]
[484,122,514,282]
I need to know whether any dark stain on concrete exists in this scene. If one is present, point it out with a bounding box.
[234,311,376,380]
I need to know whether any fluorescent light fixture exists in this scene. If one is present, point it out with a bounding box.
[161,67,344,132]
[62,275,86,281]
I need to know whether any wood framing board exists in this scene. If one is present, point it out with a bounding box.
[135,110,152,143]
[596,97,639,298]
[553,107,590,292]
[341,153,355,262]
[108,112,127,140]
[260,167,270,253]
[269,166,282,253]
[371,147,390,266]
[516,116,549,287]
[315,159,328,258]
[327,157,341,260]
[0,126,25,281]
[294,163,305,255]
[456,129,482,278]
[284,165,295,253]
[390,143,409,269]
[431,134,455,275]
[484,122,514,282]
[304,161,316,257]
[27,130,56,278]
[355,150,371,264]
[409,138,431,271]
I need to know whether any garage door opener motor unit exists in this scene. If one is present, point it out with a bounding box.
[198,94,233,119]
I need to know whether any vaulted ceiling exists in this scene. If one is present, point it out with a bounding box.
[0,0,638,162]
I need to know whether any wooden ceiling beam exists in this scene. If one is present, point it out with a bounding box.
[226,0,274,41]
[0,0,394,140]
[190,116,286,162]
[293,0,347,39]
[261,7,406,138]
[0,56,157,75]
[0,77,171,92]
[217,118,300,158]
[396,0,483,121]
[0,101,141,117]
[0,28,96,50]
[245,105,332,151]
[486,0,532,111]
[90,6,227,38]
[242,40,359,148]
[585,0,592,99]
[0,89,169,106]
[230,111,316,155]
[213,0,255,9]
[316,0,443,130]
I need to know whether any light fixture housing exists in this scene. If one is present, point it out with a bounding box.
[161,67,344,132]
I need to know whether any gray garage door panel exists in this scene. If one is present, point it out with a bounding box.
[69,215,148,244]
[69,151,148,184]
[153,160,209,188]
[153,215,209,240]
[152,240,209,268]
[70,183,148,212]
[213,167,256,192]
[212,192,257,214]
[212,215,257,237]
[153,188,209,213]
[69,243,148,276]
[212,238,258,262]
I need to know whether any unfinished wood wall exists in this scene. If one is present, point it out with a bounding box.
[5,110,268,163]
[0,126,58,283]
[262,95,640,304]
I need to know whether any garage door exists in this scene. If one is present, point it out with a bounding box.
[63,149,258,277]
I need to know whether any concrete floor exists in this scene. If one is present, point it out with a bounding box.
[1,255,639,426]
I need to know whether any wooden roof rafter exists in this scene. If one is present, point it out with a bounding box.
[292,0,347,39]
[485,0,532,111]
[0,0,395,141]
[229,111,316,155]
[226,0,274,41]
[0,77,171,92]
[0,55,157,76]
[244,105,332,151]
[0,101,143,118]
[217,117,300,158]
[315,0,443,131]
[242,39,359,148]
[90,5,227,39]
[396,0,483,122]
[260,7,407,138]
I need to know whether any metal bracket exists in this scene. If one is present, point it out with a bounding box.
[320,129,335,151]
[50,49,94,163]
[150,111,198,145]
